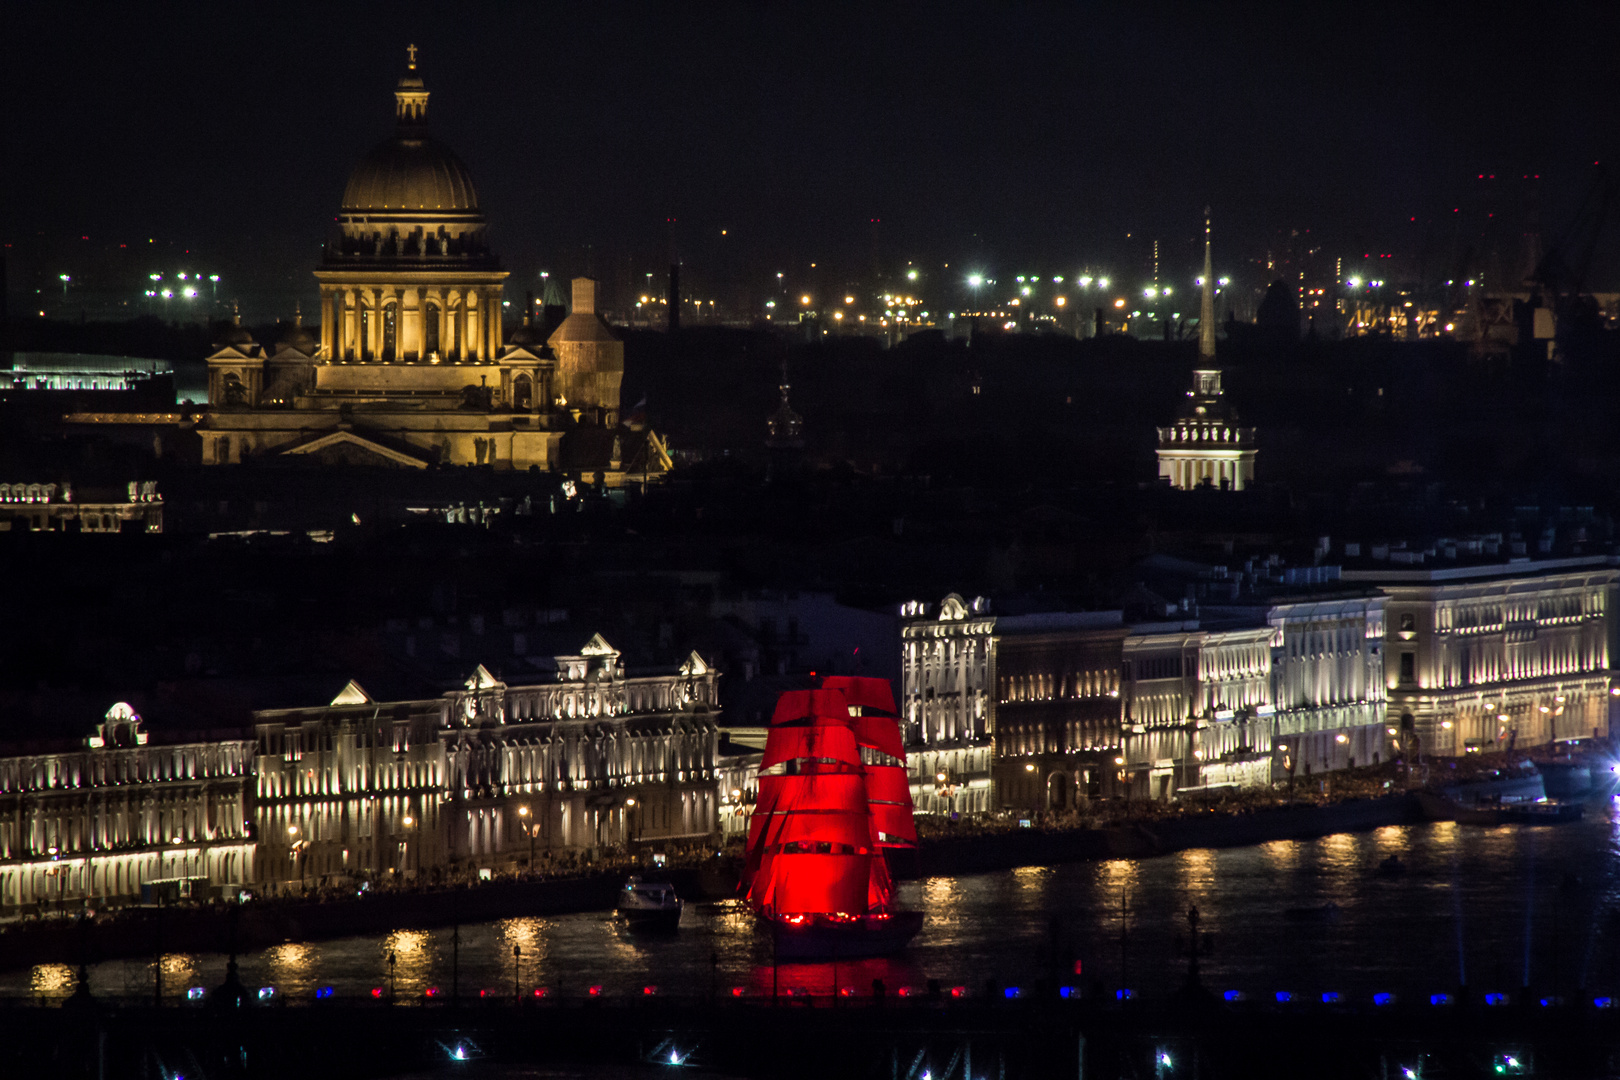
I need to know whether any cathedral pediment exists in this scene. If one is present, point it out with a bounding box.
[280,429,433,468]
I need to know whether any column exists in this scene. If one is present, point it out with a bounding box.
[371,288,384,361]
[490,288,503,355]
[339,290,353,361]
[331,291,346,361]
[319,289,334,359]
[456,292,469,361]
[406,286,422,360]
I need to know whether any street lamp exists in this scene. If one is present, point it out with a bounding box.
[517,805,534,870]
[287,825,308,891]
[624,797,639,846]
[59,274,70,298]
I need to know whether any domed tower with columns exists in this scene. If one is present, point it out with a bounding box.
[197,48,659,481]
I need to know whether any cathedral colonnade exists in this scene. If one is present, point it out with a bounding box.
[319,285,504,362]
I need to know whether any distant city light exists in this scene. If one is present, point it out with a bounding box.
[966,274,983,287]
[1052,276,1063,283]
[1078,276,1092,287]
[800,295,811,305]
[843,296,854,304]
[183,286,197,298]
[1348,277,1362,287]
[1097,277,1110,288]
[1113,299,1125,308]
[1144,287,1158,298]
[906,269,918,281]
[1217,277,1229,286]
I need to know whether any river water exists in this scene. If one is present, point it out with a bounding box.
[10,805,1620,1004]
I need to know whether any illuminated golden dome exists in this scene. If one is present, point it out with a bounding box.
[337,51,479,214]
[341,134,479,213]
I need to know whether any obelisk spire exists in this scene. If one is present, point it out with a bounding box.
[1199,206,1216,361]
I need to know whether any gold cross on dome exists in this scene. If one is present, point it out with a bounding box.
[407,43,418,67]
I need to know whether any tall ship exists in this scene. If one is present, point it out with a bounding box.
[743,676,924,959]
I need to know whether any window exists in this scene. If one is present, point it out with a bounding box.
[1400,613,1415,633]
[1399,652,1415,682]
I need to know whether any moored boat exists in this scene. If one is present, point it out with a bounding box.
[743,676,923,959]
[615,876,683,932]
[1415,789,1583,826]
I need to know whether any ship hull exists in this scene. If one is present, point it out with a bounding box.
[616,903,683,932]
[762,910,924,960]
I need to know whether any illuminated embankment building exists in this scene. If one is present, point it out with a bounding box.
[253,642,720,890]
[903,590,1388,810]
[1343,556,1617,757]
[0,638,719,911]
[0,705,255,911]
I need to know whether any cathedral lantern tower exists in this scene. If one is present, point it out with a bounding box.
[313,46,507,367]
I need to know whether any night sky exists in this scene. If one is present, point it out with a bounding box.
[6,1,1618,314]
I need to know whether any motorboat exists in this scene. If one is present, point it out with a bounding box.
[615,876,683,932]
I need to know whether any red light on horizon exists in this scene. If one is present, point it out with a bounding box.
[588,985,603,996]
[731,986,745,997]
[370,987,383,998]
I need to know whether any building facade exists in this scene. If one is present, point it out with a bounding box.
[898,595,997,815]
[1343,558,1617,757]
[0,637,720,909]
[253,641,721,890]
[0,704,255,912]
[988,613,1129,810]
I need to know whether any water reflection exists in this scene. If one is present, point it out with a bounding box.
[30,963,75,998]
[2,818,1613,1003]
[1259,839,1300,871]
[264,942,318,995]
[382,928,434,994]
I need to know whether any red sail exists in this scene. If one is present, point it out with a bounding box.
[751,851,872,915]
[820,676,897,715]
[770,688,857,727]
[864,763,918,847]
[760,723,861,771]
[867,849,895,910]
[822,676,906,759]
[744,678,915,921]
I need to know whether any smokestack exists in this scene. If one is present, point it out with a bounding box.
[667,263,680,333]
[572,277,597,317]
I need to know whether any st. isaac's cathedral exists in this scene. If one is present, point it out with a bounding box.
[199,50,670,484]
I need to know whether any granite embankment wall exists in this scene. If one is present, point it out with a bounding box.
[0,795,1421,972]
[907,794,1422,877]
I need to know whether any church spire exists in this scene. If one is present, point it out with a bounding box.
[395,44,429,128]
[1199,206,1216,362]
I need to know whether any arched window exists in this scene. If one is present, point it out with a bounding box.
[512,373,533,410]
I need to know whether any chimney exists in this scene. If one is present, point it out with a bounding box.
[571,278,597,316]
[667,263,681,333]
